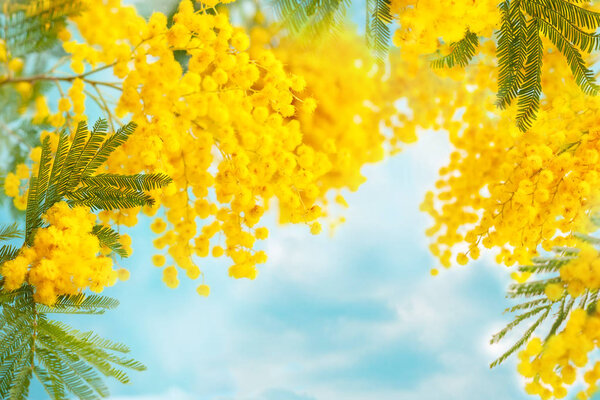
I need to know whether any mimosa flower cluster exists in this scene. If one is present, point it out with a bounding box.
[4,0,406,293]
[409,43,600,268]
[1,202,123,305]
[268,30,400,192]
[553,244,600,298]
[69,0,328,286]
[519,309,600,400]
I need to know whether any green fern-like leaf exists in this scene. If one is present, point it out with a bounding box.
[0,286,145,400]
[542,0,600,30]
[272,0,352,38]
[90,225,129,258]
[494,0,600,130]
[0,0,83,57]
[24,135,52,245]
[515,19,543,131]
[366,0,393,61]
[67,119,110,191]
[490,305,551,368]
[56,120,91,198]
[22,119,164,217]
[81,173,172,192]
[80,121,137,178]
[273,0,394,59]
[44,130,70,212]
[0,223,22,242]
[430,29,479,69]
[496,0,527,109]
[525,0,600,52]
[65,186,155,211]
[37,293,120,315]
[0,245,20,265]
[537,17,599,95]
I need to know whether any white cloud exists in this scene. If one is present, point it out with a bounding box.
[109,387,194,400]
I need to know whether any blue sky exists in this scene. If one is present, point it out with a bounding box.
[27,130,533,399]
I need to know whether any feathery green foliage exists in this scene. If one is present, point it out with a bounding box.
[37,293,120,315]
[490,239,599,368]
[0,245,20,265]
[272,0,394,59]
[0,0,83,57]
[81,173,172,193]
[0,117,171,398]
[430,30,479,68]
[366,0,392,61]
[0,223,22,242]
[496,0,527,110]
[515,19,543,131]
[91,225,129,258]
[272,0,351,37]
[496,0,600,131]
[0,286,146,400]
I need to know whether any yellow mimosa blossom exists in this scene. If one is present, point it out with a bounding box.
[1,202,118,305]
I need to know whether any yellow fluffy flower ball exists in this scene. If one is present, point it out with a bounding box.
[1,202,118,305]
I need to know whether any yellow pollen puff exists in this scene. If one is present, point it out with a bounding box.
[212,246,224,257]
[255,227,269,240]
[71,58,84,74]
[58,97,71,112]
[196,284,210,297]
[162,266,179,289]
[117,268,130,281]
[511,272,532,284]
[151,218,167,234]
[335,194,349,208]
[120,234,132,247]
[430,268,439,276]
[15,163,29,179]
[456,253,469,266]
[8,57,23,73]
[186,265,201,280]
[13,195,27,211]
[231,31,250,51]
[310,222,322,235]
[29,146,42,163]
[16,82,32,98]
[152,254,166,267]
[302,98,317,114]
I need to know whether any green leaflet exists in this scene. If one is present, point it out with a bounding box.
[430,30,479,69]
[273,0,393,60]
[0,223,22,242]
[366,0,393,62]
[90,225,129,258]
